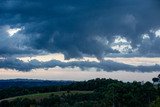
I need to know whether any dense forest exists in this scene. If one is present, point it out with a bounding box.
[0,78,160,107]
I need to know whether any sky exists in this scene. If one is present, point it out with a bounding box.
[0,0,160,82]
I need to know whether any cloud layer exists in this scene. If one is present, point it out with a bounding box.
[1,0,160,72]
[1,58,160,72]
[0,0,160,59]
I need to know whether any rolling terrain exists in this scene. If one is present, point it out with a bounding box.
[0,91,93,102]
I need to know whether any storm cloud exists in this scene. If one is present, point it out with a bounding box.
[0,0,160,59]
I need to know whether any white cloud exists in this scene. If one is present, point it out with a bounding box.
[7,28,21,37]
[142,34,150,39]
[114,36,128,43]
[155,29,160,38]
[111,36,133,53]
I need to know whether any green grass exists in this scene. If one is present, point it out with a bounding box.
[0,91,93,102]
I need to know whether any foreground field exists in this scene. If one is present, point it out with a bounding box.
[0,91,93,102]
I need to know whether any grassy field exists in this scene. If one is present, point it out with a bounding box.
[0,91,93,102]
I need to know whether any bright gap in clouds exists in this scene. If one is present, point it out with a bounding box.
[18,53,160,66]
[7,28,21,37]
[0,68,159,82]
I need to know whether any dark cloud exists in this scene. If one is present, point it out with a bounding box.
[0,58,160,72]
[0,0,160,58]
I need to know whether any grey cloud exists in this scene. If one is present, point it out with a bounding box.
[0,58,160,72]
[138,32,160,55]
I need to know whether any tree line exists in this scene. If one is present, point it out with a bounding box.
[0,78,160,107]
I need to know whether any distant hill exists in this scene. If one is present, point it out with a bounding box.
[0,79,74,89]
